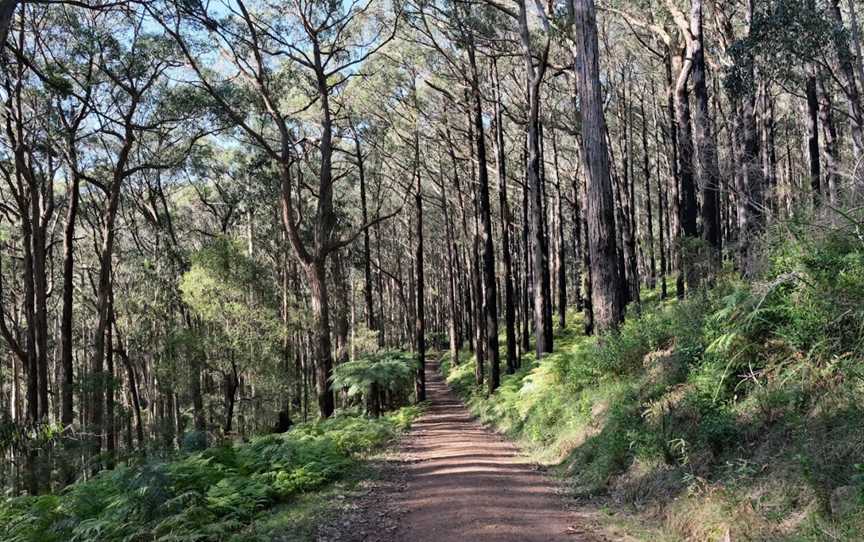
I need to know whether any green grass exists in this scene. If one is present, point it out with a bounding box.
[443,225,864,540]
[0,406,421,542]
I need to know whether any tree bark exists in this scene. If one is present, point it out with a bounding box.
[517,0,554,356]
[571,0,624,331]
[493,58,518,375]
[673,48,698,290]
[354,124,379,340]
[465,41,500,392]
[640,96,657,290]
[830,0,864,157]
[60,174,80,426]
[550,128,568,328]
[414,117,426,402]
[690,0,721,268]
[806,70,821,202]
[819,76,840,203]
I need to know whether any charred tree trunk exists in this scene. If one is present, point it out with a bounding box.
[60,174,80,426]
[414,131,426,402]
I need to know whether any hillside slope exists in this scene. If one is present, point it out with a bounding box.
[444,222,864,541]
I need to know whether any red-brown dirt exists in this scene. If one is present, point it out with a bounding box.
[388,360,603,541]
[317,360,611,542]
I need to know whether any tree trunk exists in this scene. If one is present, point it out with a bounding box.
[223,361,239,433]
[305,259,335,417]
[819,76,840,203]
[468,57,500,392]
[413,93,426,401]
[106,289,116,465]
[91,176,124,465]
[806,71,821,202]
[673,48,698,290]
[830,0,864,157]
[440,162,460,367]
[332,251,350,368]
[518,0,554,356]
[60,174,80,426]
[571,0,624,331]
[640,96,657,289]
[414,187,426,401]
[354,127,379,340]
[691,0,721,268]
[550,128,568,329]
[493,58,518,375]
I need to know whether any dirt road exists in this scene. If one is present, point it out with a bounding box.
[387,361,599,541]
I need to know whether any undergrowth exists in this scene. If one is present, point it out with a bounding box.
[0,406,420,542]
[443,215,864,541]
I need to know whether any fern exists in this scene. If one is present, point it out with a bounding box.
[0,408,420,542]
[330,350,417,397]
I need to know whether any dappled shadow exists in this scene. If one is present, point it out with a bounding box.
[389,360,597,542]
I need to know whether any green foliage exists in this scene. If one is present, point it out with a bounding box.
[177,238,289,429]
[0,409,419,542]
[330,351,417,398]
[725,0,835,97]
[446,219,864,539]
[180,238,278,326]
[181,430,209,453]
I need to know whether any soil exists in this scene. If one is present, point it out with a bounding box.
[317,359,612,542]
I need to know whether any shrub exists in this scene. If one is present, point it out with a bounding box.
[330,351,418,414]
[0,408,419,542]
[181,430,209,452]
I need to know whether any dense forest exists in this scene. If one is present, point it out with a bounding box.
[2,0,864,539]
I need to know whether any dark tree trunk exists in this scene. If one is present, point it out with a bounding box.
[467,43,500,392]
[414,140,426,402]
[570,173,584,311]
[439,163,460,367]
[571,0,624,331]
[691,0,721,268]
[114,324,144,448]
[518,0,554,356]
[640,96,657,289]
[354,125,379,340]
[106,289,116,465]
[92,174,125,466]
[806,72,821,202]
[819,76,840,203]
[223,362,239,433]
[60,175,80,426]
[673,48,698,290]
[616,84,640,308]
[550,128,568,329]
[493,58,518,375]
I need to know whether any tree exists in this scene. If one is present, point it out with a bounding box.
[570,0,624,331]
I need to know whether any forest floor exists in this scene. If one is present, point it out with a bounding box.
[317,359,628,542]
